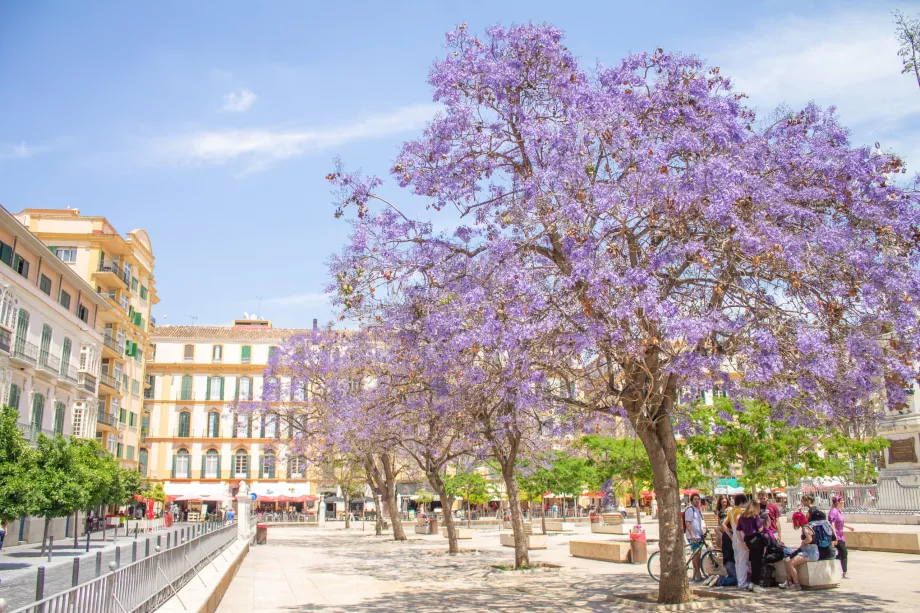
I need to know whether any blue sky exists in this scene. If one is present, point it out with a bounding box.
[1,1,917,328]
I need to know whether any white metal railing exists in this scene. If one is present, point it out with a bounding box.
[8,522,239,613]
[788,477,920,514]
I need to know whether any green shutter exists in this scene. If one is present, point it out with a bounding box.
[219,377,224,400]
[217,456,221,479]
[8,384,21,411]
[241,346,251,361]
[201,454,206,478]
[205,376,211,400]
[48,245,56,253]
[245,455,250,479]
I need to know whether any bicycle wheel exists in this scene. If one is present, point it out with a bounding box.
[701,549,724,579]
[647,551,662,582]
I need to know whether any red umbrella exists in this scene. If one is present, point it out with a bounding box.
[583,491,605,498]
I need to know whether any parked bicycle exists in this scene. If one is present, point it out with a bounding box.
[647,529,724,582]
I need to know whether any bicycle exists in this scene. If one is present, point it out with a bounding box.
[647,530,724,582]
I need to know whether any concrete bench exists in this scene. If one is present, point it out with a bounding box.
[544,519,575,532]
[500,533,547,550]
[591,523,630,535]
[846,532,920,554]
[442,527,473,539]
[569,540,631,563]
[602,513,624,526]
[503,521,535,534]
[773,560,841,589]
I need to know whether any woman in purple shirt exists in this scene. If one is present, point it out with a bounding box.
[829,495,855,578]
[737,501,766,593]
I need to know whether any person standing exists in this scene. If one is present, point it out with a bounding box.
[706,496,735,586]
[723,493,750,590]
[829,495,854,578]
[684,493,706,582]
[758,491,781,541]
[0,521,6,551]
[737,501,767,593]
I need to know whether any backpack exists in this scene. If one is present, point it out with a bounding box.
[809,521,833,548]
[759,562,776,588]
[763,538,785,564]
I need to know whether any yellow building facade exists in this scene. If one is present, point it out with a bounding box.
[15,209,157,469]
[145,319,322,501]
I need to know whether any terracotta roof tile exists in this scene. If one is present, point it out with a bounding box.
[151,325,318,341]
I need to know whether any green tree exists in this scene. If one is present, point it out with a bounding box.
[581,435,654,526]
[444,469,490,527]
[0,407,38,527]
[414,489,435,514]
[517,459,553,534]
[140,481,168,505]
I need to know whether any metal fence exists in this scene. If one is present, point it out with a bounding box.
[9,522,240,613]
[788,477,920,514]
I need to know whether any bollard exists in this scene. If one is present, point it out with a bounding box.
[47,536,53,562]
[135,525,138,540]
[85,530,90,553]
[115,546,121,568]
[72,557,80,587]
[132,541,137,562]
[96,551,102,577]
[156,535,161,548]
[35,566,45,601]
[166,533,170,549]
[145,539,150,557]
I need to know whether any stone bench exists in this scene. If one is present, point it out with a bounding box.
[500,533,547,550]
[544,519,575,532]
[846,532,920,554]
[569,540,631,563]
[442,527,473,539]
[602,513,624,526]
[591,522,630,535]
[502,521,535,534]
[773,560,841,589]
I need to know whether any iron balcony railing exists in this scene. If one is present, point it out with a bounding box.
[39,350,61,375]
[99,372,121,392]
[12,339,39,363]
[102,334,124,355]
[17,422,64,445]
[78,371,97,393]
[97,260,128,286]
[61,362,78,383]
[0,327,11,354]
[96,410,118,428]
[150,315,156,327]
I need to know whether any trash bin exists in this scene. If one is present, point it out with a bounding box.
[428,518,439,534]
[629,530,647,564]
[256,523,268,545]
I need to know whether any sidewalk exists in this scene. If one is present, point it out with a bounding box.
[0,523,194,611]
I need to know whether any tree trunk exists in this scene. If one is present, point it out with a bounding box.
[380,455,406,541]
[73,511,79,548]
[344,491,351,529]
[433,483,459,554]
[466,497,472,528]
[39,517,51,556]
[541,501,547,535]
[633,478,642,526]
[631,407,690,604]
[500,463,529,568]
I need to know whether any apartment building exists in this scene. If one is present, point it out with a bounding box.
[0,206,109,441]
[145,319,321,501]
[16,208,157,469]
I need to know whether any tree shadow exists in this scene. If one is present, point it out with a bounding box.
[0,562,30,571]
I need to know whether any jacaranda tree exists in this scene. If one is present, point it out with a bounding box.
[328,23,920,602]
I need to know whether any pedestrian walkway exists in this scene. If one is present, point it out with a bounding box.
[217,525,918,613]
[0,523,194,611]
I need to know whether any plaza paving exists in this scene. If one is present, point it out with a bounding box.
[216,522,920,613]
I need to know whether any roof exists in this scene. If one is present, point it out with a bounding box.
[151,324,342,341]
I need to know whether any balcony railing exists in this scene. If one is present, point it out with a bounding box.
[78,371,97,393]
[17,422,64,445]
[0,327,11,354]
[61,363,78,384]
[102,334,124,355]
[12,339,39,363]
[150,316,156,327]
[39,350,62,375]
[96,410,118,427]
[99,372,121,392]
[97,260,128,285]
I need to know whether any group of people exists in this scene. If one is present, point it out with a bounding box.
[684,490,852,593]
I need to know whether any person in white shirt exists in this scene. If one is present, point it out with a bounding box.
[684,493,706,582]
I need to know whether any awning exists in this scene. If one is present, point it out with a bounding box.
[256,496,278,503]
[175,494,203,502]
[276,495,319,503]
[582,490,605,498]
[132,494,147,502]
[166,495,179,502]
[680,489,700,496]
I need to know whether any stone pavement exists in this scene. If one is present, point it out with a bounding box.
[0,523,197,611]
[216,523,920,613]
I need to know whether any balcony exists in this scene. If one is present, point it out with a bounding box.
[59,363,78,385]
[0,327,11,354]
[12,340,39,364]
[94,261,128,287]
[17,422,64,445]
[38,351,61,376]
[99,372,122,393]
[102,334,124,358]
[150,316,156,327]
[96,410,118,429]
[78,371,97,393]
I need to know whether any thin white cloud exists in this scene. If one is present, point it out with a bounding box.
[156,103,440,173]
[262,293,330,307]
[0,142,49,160]
[708,8,920,167]
[221,88,258,113]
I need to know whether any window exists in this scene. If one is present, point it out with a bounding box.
[119,294,128,311]
[0,240,13,266]
[261,451,276,478]
[268,346,278,359]
[116,443,124,458]
[54,402,65,435]
[261,414,277,438]
[39,324,52,364]
[59,290,71,310]
[8,383,21,411]
[127,445,135,461]
[77,303,88,323]
[14,309,29,354]
[235,414,250,438]
[122,373,128,390]
[140,286,148,301]
[131,277,138,292]
[144,374,155,399]
[233,450,249,478]
[107,436,116,455]
[207,412,220,438]
[204,449,220,478]
[60,338,72,374]
[39,274,52,296]
[131,379,140,396]
[238,377,252,401]
[177,411,191,437]
[13,254,29,279]
[288,456,306,478]
[206,376,223,400]
[129,411,137,427]
[174,449,190,478]
[241,345,252,364]
[55,248,77,263]
[139,449,148,476]
[183,344,194,362]
[180,375,193,400]
[119,408,127,424]
[212,345,223,363]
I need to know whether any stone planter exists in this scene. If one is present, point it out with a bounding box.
[569,540,631,563]
[591,523,630,535]
[500,533,547,550]
[544,519,575,532]
[442,527,473,539]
